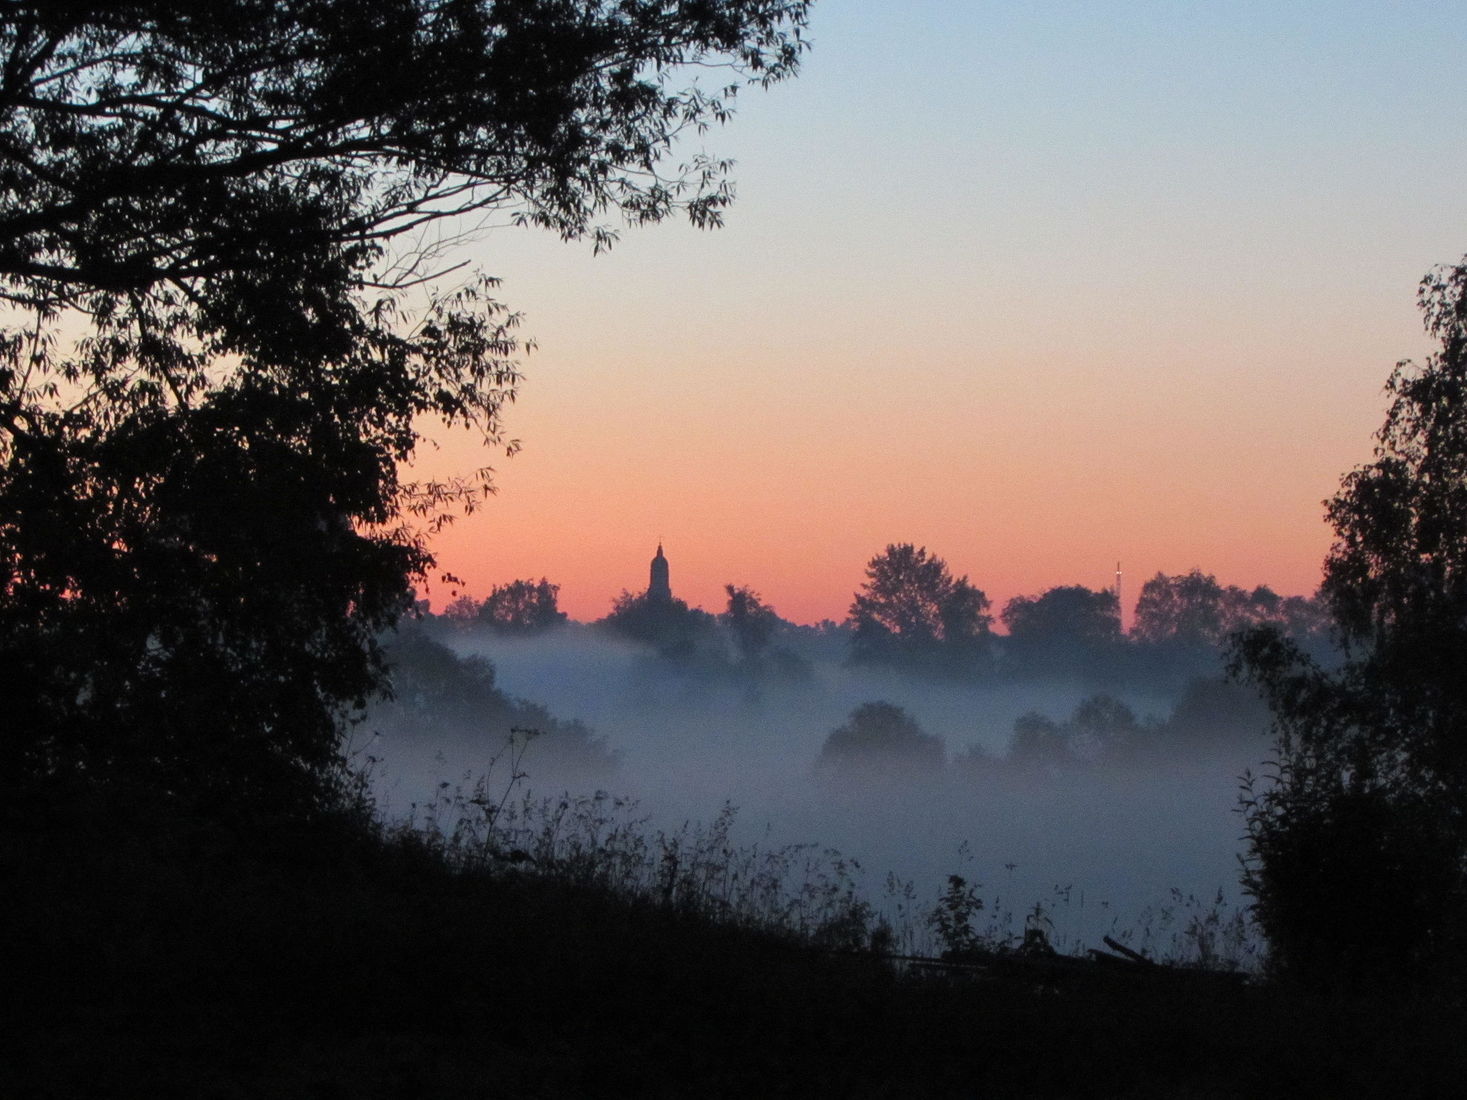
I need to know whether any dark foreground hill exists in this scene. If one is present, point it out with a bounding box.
[3,786,1462,1099]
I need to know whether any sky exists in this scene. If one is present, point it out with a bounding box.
[411,0,1467,626]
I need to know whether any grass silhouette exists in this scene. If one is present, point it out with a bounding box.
[4,741,1464,1097]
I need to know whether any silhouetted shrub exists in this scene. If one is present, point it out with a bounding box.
[816,701,946,773]
[1240,772,1466,994]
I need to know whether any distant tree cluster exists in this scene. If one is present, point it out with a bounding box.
[838,547,1326,686]
[371,626,614,775]
[992,678,1269,775]
[1133,570,1328,649]
[722,584,781,663]
[448,553,1328,696]
[814,678,1270,780]
[1006,695,1145,771]
[599,590,718,660]
[1000,585,1121,677]
[444,579,568,634]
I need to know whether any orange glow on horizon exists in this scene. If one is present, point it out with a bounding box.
[398,0,1457,631]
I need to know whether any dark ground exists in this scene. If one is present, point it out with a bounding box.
[4,786,1462,1099]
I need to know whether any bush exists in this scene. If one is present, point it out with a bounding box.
[816,702,946,773]
[1240,771,1466,995]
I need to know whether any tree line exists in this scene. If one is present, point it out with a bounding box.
[432,554,1330,686]
[812,678,1272,778]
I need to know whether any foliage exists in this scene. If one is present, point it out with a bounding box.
[1160,677,1271,749]
[1006,712,1069,771]
[1229,261,1467,994]
[1001,583,1121,676]
[1002,584,1120,646]
[847,543,992,674]
[410,774,885,949]
[369,625,615,774]
[0,1,810,810]
[15,778,1467,1099]
[816,701,945,773]
[476,577,568,633]
[599,588,718,659]
[1134,570,1327,650]
[721,582,780,661]
[929,874,986,959]
[1237,769,1462,993]
[1133,570,1228,646]
[1005,695,1147,771]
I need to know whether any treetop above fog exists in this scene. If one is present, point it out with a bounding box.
[847,543,992,674]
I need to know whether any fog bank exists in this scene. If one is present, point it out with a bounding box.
[367,626,1268,954]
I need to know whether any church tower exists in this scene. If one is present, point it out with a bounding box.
[647,542,671,603]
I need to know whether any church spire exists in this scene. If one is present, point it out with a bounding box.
[648,542,671,602]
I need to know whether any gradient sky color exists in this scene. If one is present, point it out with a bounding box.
[411,0,1467,626]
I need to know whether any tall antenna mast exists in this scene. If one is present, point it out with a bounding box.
[1115,561,1123,633]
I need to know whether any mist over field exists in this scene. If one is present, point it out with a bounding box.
[366,622,1270,953]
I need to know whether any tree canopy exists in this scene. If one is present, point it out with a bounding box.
[1000,584,1120,676]
[1002,585,1120,645]
[816,701,945,773]
[846,543,991,674]
[1133,569,1325,650]
[599,589,714,658]
[477,578,568,633]
[1230,260,1467,993]
[0,0,812,810]
[721,582,780,662]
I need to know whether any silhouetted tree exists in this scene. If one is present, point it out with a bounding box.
[1132,570,1229,647]
[847,544,991,674]
[1007,712,1070,772]
[1003,695,1146,771]
[442,595,484,625]
[600,590,716,660]
[816,702,945,773]
[1067,694,1147,763]
[372,625,614,774]
[1155,678,1271,750]
[1230,261,1467,994]
[476,579,567,634]
[1001,584,1121,676]
[1135,571,1328,651]
[0,2,810,811]
[721,584,780,662]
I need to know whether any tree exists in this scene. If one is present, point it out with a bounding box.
[1135,570,1328,651]
[846,544,991,673]
[599,589,714,659]
[0,2,811,812]
[476,578,567,633]
[1006,712,1069,772]
[1229,261,1467,993]
[1001,584,1121,675]
[721,583,780,662]
[442,594,484,625]
[1131,570,1228,647]
[371,624,614,775]
[1153,677,1271,750]
[1004,695,1144,771]
[816,702,945,773]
